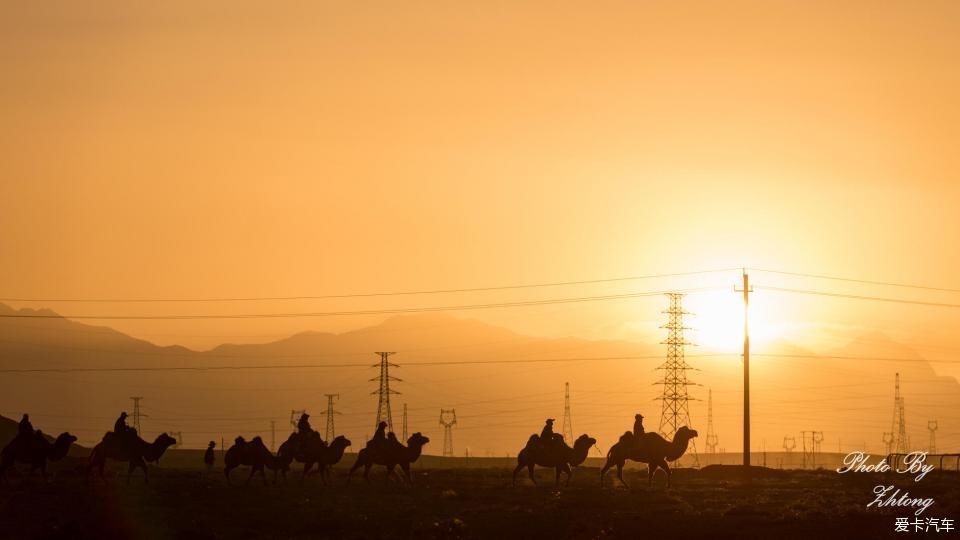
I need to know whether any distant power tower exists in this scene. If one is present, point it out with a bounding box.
[561,382,574,442]
[371,352,400,431]
[655,293,699,467]
[891,373,908,453]
[129,397,145,434]
[705,388,719,454]
[401,403,409,441]
[439,409,457,457]
[783,436,796,453]
[800,431,823,469]
[928,420,938,454]
[882,432,894,455]
[322,394,340,440]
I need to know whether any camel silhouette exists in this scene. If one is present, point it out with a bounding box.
[88,431,177,484]
[224,436,278,486]
[600,425,698,488]
[0,432,77,482]
[512,433,596,487]
[277,433,352,484]
[347,432,429,484]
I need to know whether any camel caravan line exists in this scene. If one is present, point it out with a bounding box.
[1,410,697,488]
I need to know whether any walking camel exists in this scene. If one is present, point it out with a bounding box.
[88,432,178,484]
[600,425,698,488]
[224,436,278,486]
[513,433,597,487]
[347,432,429,484]
[0,432,77,482]
[277,432,352,484]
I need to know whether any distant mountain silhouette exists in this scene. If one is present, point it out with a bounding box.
[1,303,957,454]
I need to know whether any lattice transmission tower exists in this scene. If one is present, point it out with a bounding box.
[705,388,719,454]
[129,397,145,434]
[371,352,400,431]
[402,403,409,441]
[561,382,574,442]
[891,373,908,454]
[928,420,938,454]
[322,394,340,440]
[655,293,699,467]
[439,409,457,457]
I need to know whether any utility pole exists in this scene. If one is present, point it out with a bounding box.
[783,436,796,468]
[322,394,340,440]
[561,382,574,442]
[402,403,409,441]
[735,270,753,467]
[129,397,145,434]
[928,420,938,454]
[439,408,457,457]
[655,292,699,468]
[270,421,276,451]
[371,352,400,431]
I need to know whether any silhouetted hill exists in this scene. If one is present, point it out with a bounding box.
[1,303,958,455]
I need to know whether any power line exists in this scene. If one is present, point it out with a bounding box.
[751,268,960,294]
[0,268,738,304]
[0,354,731,374]
[0,286,725,320]
[757,286,960,309]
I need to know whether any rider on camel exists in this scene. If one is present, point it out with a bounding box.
[633,414,645,437]
[114,412,130,435]
[18,414,33,438]
[367,421,389,449]
[297,412,312,434]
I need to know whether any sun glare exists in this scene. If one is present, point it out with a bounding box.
[687,289,781,351]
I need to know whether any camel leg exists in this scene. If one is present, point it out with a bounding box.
[658,460,671,488]
[224,466,233,485]
[562,463,572,487]
[385,464,397,483]
[260,466,268,486]
[527,464,537,486]
[347,459,363,485]
[616,462,627,488]
[127,461,136,485]
[647,464,655,487]
[245,467,256,487]
[301,462,313,483]
[512,463,525,486]
[363,463,372,482]
[554,466,561,488]
[401,462,412,485]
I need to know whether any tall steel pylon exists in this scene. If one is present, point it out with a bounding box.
[129,397,144,434]
[402,403,408,441]
[371,352,400,431]
[705,388,719,454]
[891,373,908,453]
[561,382,574,442]
[439,408,457,457]
[655,293,699,467]
[928,420,938,454]
[322,394,340,441]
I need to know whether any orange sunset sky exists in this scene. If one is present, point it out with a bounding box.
[1,2,959,451]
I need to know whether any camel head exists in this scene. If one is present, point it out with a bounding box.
[331,435,351,449]
[573,434,597,450]
[54,432,78,447]
[155,433,178,449]
[676,426,699,441]
[407,432,430,448]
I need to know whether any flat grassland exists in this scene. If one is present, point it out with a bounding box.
[1,462,958,539]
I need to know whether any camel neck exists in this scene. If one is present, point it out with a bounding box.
[407,444,423,461]
[666,436,690,462]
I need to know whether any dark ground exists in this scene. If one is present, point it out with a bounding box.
[1,461,958,540]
